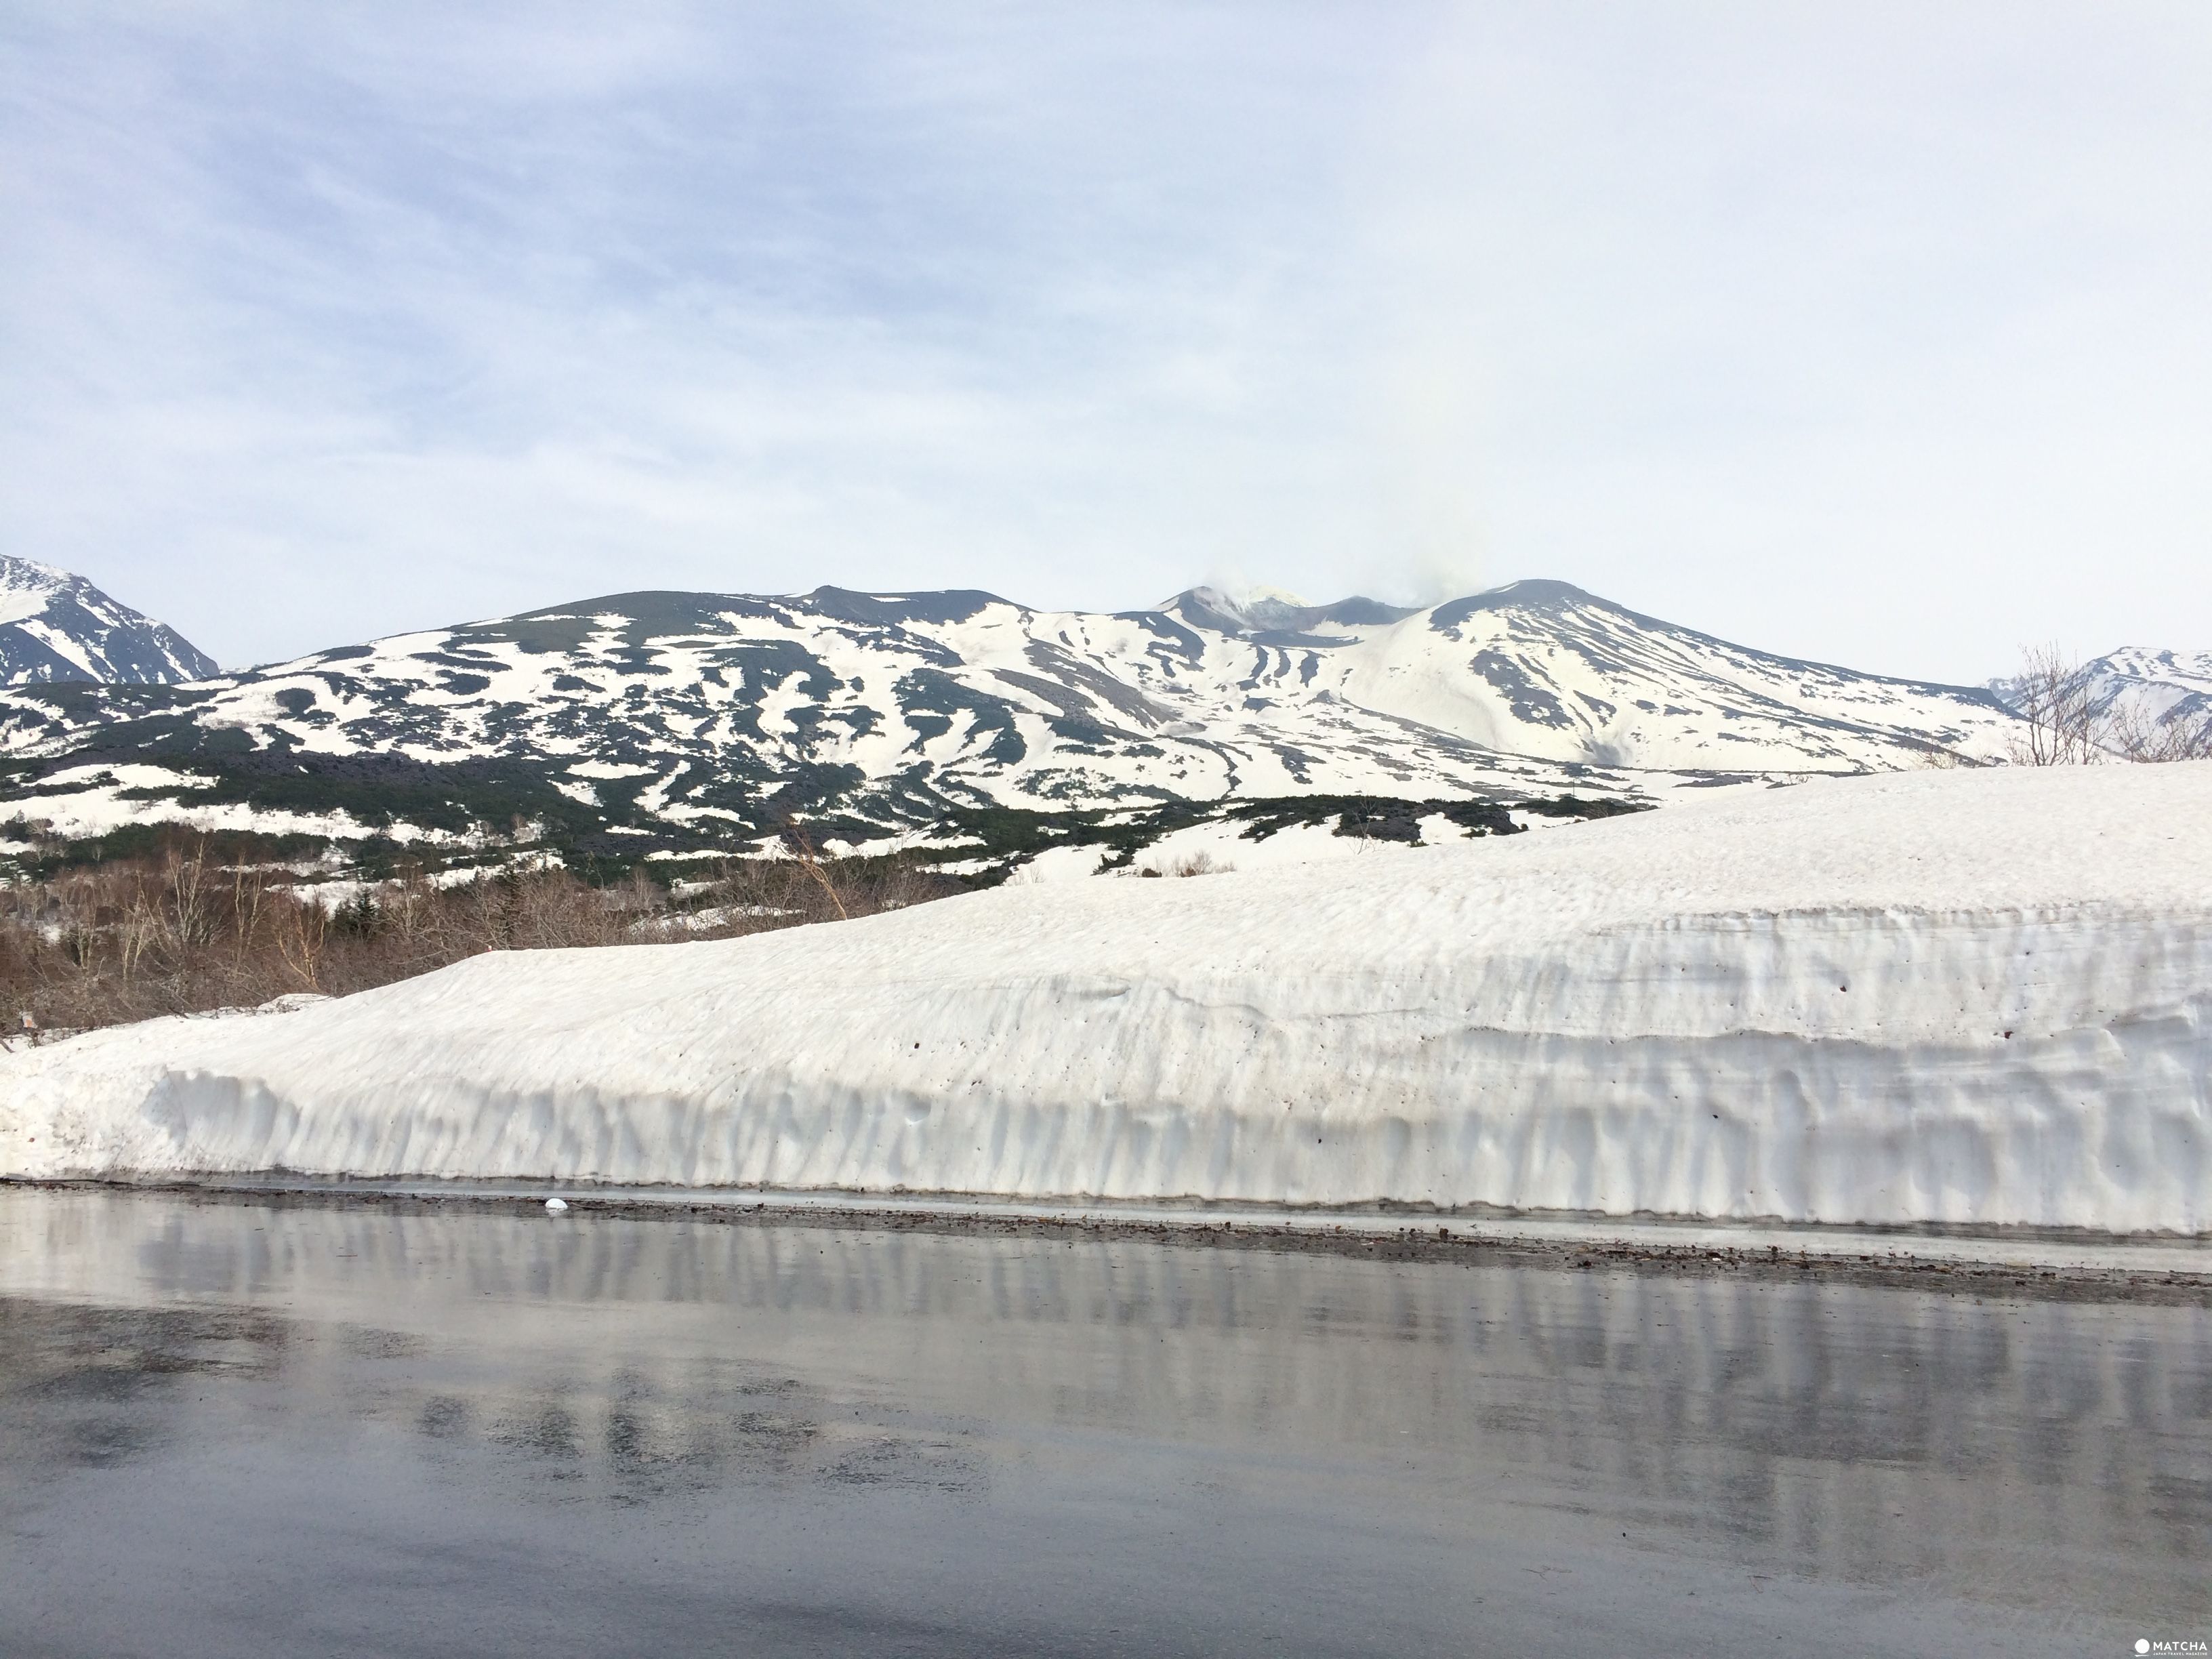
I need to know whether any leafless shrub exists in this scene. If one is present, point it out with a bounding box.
[2104,696,2212,763]
[2007,643,2108,766]
[1135,850,1231,878]
[779,817,849,920]
[273,893,329,991]
[1906,743,1968,769]
[1,834,960,1038]
[2006,642,2212,766]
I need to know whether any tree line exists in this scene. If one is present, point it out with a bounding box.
[3,834,953,1040]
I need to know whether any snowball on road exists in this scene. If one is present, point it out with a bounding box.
[4,763,2207,1233]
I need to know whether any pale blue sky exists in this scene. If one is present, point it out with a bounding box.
[4,1,2208,676]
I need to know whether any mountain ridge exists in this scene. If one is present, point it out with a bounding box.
[1989,645,2212,731]
[0,575,2038,869]
[0,557,218,687]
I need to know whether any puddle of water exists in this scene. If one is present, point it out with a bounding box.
[1,1187,2205,1658]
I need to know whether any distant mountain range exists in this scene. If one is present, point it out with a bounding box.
[3,560,2205,877]
[1988,645,2212,740]
[0,557,216,685]
[1,573,2043,866]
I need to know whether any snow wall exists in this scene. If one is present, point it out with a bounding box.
[4,764,2209,1232]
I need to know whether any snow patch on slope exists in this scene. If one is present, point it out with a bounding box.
[2061,647,2211,731]
[0,579,2029,851]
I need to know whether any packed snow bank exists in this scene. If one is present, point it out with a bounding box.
[4,764,2209,1232]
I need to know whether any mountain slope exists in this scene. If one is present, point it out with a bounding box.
[1986,645,2212,760]
[0,578,2019,857]
[2045,646,2212,731]
[0,558,218,686]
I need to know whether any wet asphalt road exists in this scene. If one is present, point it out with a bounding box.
[1,1188,2205,1658]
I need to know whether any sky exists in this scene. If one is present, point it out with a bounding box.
[3,2,2209,680]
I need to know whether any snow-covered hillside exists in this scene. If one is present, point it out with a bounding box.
[0,557,217,685]
[7,762,2207,1233]
[1990,646,2212,737]
[0,578,2018,855]
[2080,646,2212,724]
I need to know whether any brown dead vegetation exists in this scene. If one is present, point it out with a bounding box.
[1134,850,1232,878]
[2,835,956,1039]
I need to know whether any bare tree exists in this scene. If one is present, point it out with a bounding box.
[779,817,850,920]
[2006,642,2212,766]
[230,861,268,976]
[2006,644,2107,766]
[274,895,329,991]
[2104,695,2212,764]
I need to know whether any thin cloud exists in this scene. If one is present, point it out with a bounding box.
[1,1,2207,678]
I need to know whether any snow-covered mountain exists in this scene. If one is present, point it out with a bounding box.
[0,558,218,686]
[0,577,2018,856]
[1985,644,2212,761]
[1994,646,2212,729]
